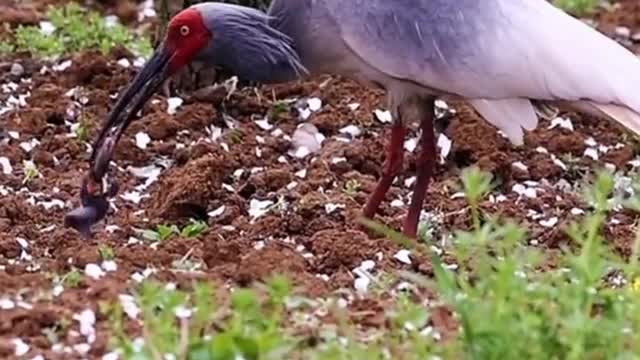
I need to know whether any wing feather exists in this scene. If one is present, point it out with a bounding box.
[322,0,640,141]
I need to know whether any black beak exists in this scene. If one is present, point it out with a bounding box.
[65,45,173,238]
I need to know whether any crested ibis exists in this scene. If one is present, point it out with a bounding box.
[66,0,640,238]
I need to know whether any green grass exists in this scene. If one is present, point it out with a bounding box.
[103,167,640,359]
[0,40,15,55]
[21,161,39,185]
[228,129,246,144]
[342,179,362,197]
[99,245,116,261]
[268,100,291,121]
[140,220,209,242]
[103,275,297,359]
[555,0,601,16]
[62,269,83,288]
[6,3,151,58]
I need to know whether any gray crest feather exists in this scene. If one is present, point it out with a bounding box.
[193,2,307,83]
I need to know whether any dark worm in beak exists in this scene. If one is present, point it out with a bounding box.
[64,45,174,238]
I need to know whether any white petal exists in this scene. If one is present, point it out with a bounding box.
[354,276,370,294]
[166,97,183,115]
[437,134,452,160]
[85,263,105,279]
[249,199,273,219]
[307,98,322,112]
[393,250,412,265]
[12,338,29,356]
[374,109,393,123]
[0,157,12,174]
[208,205,225,217]
[135,132,151,149]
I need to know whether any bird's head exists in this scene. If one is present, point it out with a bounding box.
[89,3,306,173]
[163,8,213,73]
[92,4,305,150]
[65,4,306,237]
[100,8,211,128]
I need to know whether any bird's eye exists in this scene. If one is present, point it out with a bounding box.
[180,25,190,36]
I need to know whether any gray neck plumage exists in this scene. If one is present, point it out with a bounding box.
[195,3,307,84]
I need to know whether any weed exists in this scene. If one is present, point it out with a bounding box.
[0,40,15,54]
[228,128,245,144]
[42,318,72,345]
[99,245,115,261]
[106,167,640,358]
[460,166,493,231]
[141,220,208,242]
[555,0,601,16]
[105,275,297,359]
[63,269,83,288]
[180,219,208,238]
[9,3,151,58]
[362,168,640,358]
[416,211,444,244]
[22,161,40,185]
[73,113,94,143]
[141,224,179,242]
[343,179,362,197]
[269,100,290,121]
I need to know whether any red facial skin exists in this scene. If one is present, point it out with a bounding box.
[165,8,212,73]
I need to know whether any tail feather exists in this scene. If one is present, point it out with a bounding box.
[590,103,640,137]
[470,98,640,146]
[468,98,539,146]
[556,100,640,138]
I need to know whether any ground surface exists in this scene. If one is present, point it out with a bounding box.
[2,0,640,358]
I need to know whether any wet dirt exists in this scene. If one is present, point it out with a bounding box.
[2,1,640,358]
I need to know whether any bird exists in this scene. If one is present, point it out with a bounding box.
[67,0,640,239]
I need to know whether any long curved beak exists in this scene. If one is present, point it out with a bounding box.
[90,44,173,179]
[64,44,173,237]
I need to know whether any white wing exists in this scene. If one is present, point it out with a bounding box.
[324,0,640,144]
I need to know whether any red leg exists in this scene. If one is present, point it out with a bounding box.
[363,123,406,219]
[402,103,436,238]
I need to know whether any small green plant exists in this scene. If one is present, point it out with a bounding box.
[269,100,290,121]
[386,292,430,332]
[22,161,40,185]
[142,224,179,242]
[583,168,615,212]
[99,245,115,261]
[104,166,640,359]
[74,115,93,143]
[142,220,208,242]
[9,3,151,58]
[106,275,297,359]
[180,219,208,238]
[555,0,600,16]
[228,128,245,144]
[460,166,493,231]
[361,167,640,359]
[343,179,362,197]
[0,40,15,54]
[63,269,83,288]
[14,26,65,56]
[42,318,72,345]
[416,212,443,244]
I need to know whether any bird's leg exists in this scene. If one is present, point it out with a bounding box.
[402,100,436,238]
[362,122,406,219]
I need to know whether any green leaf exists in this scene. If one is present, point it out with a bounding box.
[181,220,208,238]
